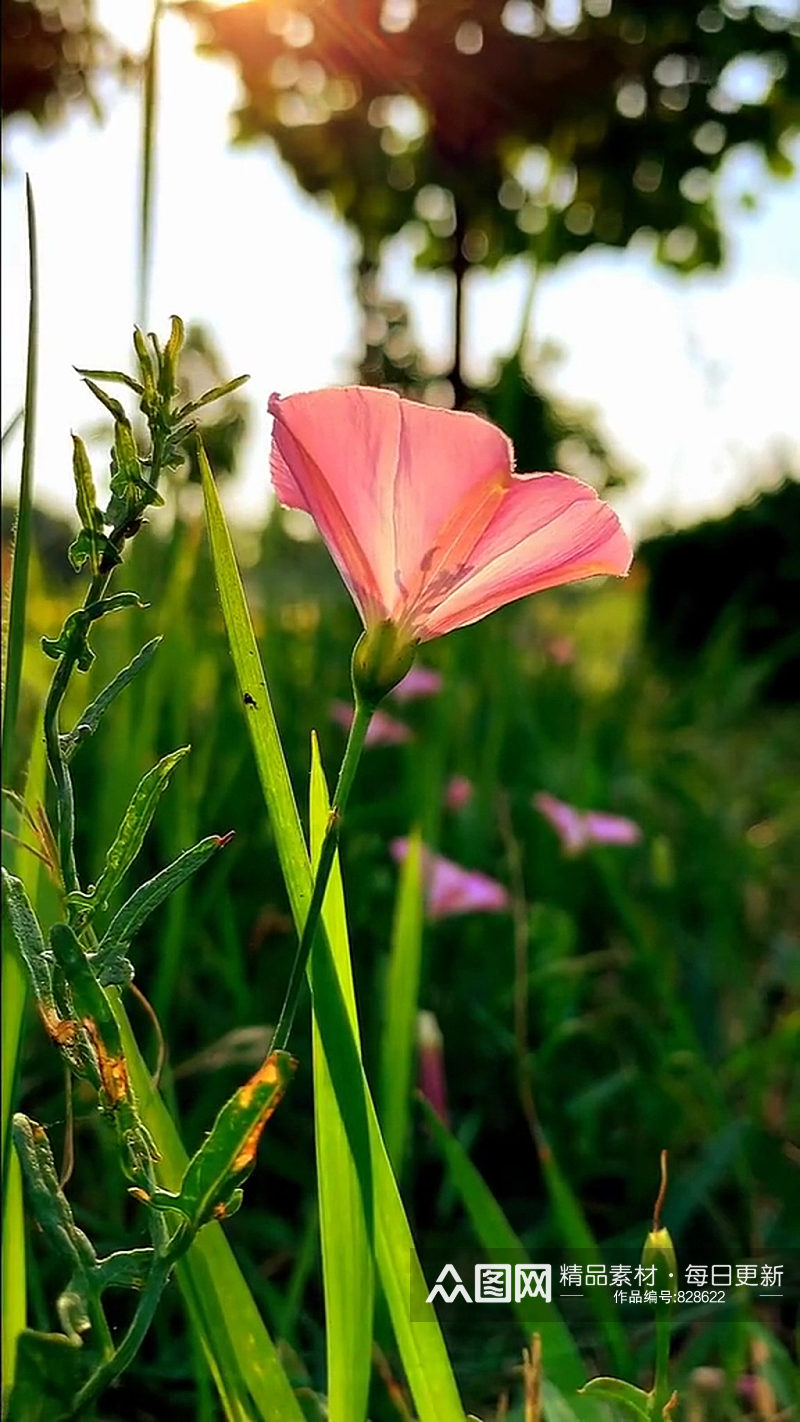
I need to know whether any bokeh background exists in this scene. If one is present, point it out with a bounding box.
[2,2,799,1418]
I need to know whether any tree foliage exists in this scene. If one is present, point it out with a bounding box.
[185,0,800,275]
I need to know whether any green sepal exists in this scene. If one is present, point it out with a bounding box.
[65,745,190,918]
[61,636,162,763]
[82,376,129,425]
[579,1377,650,1418]
[91,831,232,985]
[176,372,249,419]
[139,1051,295,1229]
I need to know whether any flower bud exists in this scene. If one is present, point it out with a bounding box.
[641,1226,678,1301]
[351,620,417,709]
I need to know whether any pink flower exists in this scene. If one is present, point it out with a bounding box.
[390,665,443,703]
[391,838,509,921]
[444,774,474,812]
[417,1010,449,1127]
[331,700,412,747]
[269,388,632,645]
[533,792,642,855]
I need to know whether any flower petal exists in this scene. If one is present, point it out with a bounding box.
[269,388,514,628]
[391,838,509,920]
[418,473,632,641]
[533,792,588,854]
[583,811,642,847]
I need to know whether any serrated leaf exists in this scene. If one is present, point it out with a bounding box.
[92,831,231,984]
[144,1051,295,1227]
[66,746,189,917]
[61,637,162,763]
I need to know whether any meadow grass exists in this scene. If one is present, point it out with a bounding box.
[5,485,796,1418]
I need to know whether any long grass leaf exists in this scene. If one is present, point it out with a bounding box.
[420,1101,606,1420]
[137,3,161,327]
[379,828,424,1174]
[310,738,373,1422]
[200,444,466,1421]
[2,178,38,774]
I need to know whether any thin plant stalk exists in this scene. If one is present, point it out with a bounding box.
[270,697,372,1054]
[137,1,162,328]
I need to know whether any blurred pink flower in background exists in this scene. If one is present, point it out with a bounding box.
[533,791,642,855]
[269,387,632,644]
[416,1010,449,1127]
[544,634,576,666]
[330,700,412,747]
[390,665,443,702]
[444,774,474,812]
[391,838,509,921]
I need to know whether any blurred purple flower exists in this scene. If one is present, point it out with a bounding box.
[444,774,474,812]
[533,791,642,855]
[331,700,412,747]
[416,1010,449,1126]
[391,838,509,921]
[390,665,443,703]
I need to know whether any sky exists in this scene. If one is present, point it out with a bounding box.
[2,1,799,541]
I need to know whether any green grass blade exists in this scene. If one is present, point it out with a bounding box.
[2,177,38,774]
[309,737,374,1422]
[420,1100,598,1413]
[1,1152,26,1400]
[137,2,161,327]
[111,993,305,1422]
[379,828,424,1174]
[200,444,466,1421]
[537,1147,631,1377]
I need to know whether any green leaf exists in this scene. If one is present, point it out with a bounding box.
[73,366,143,394]
[61,636,162,763]
[177,373,250,418]
[579,1378,650,1418]
[133,328,157,406]
[92,831,230,985]
[144,1051,295,1228]
[110,991,306,1422]
[95,1248,153,1292]
[2,869,54,1013]
[7,1329,87,1422]
[2,177,38,780]
[41,593,147,672]
[159,314,185,399]
[200,439,465,1422]
[69,433,104,571]
[379,826,424,1174]
[81,376,129,424]
[309,737,374,1422]
[419,1100,589,1400]
[66,746,189,917]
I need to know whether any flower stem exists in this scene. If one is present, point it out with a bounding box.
[269,697,372,1054]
